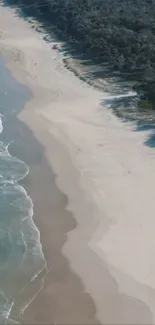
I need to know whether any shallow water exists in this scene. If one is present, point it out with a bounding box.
[0,58,46,323]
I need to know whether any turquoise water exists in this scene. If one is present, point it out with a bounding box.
[0,58,46,323]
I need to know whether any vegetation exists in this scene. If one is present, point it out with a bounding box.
[8,0,155,108]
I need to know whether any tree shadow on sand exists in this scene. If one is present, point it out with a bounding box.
[2,0,155,148]
[102,94,155,148]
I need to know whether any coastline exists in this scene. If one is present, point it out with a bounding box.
[1,4,155,324]
[6,102,99,324]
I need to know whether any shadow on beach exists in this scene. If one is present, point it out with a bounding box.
[1,0,155,147]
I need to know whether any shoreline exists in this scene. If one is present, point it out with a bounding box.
[1,4,155,324]
[7,102,99,324]
[0,6,102,324]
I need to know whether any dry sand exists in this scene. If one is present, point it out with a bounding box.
[0,4,155,324]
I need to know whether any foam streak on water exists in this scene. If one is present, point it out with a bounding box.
[0,116,46,324]
[0,117,3,134]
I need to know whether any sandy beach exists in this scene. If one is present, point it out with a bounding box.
[1,4,155,324]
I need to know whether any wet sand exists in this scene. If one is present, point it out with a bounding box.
[6,110,99,324]
[0,4,155,325]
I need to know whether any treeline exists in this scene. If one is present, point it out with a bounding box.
[8,0,155,107]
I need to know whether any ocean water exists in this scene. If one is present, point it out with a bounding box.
[0,58,46,323]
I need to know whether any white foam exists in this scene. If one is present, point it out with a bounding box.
[20,265,46,316]
[0,119,46,324]
[0,116,3,134]
[104,90,137,100]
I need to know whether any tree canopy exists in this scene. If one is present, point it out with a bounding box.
[9,0,155,108]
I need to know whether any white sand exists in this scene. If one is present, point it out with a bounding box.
[1,5,155,323]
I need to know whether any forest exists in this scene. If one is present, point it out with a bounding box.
[7,0,155,107]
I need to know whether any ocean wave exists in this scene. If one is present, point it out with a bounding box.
[0,156,29,183]
[104,90,137,101]
[0,113,46,323]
